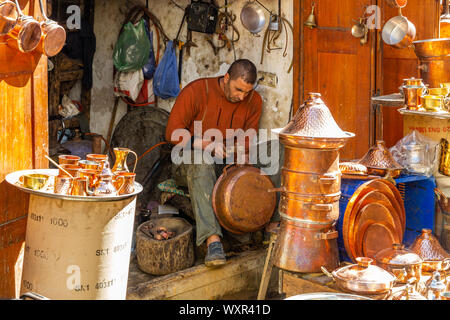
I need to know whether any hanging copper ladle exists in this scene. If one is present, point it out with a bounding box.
[9,0,42,52]
[0,1,18,35]
[36,0,66,57]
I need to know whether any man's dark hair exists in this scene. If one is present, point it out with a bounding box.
[227,59,258,84]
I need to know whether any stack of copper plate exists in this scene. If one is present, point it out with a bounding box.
[342,179,405,262]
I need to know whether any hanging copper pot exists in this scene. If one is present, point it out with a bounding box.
[409,229,450,273]
[358,140,403,178]
[36,0,66,57]
[374,243,423,284]
[0,1,18,35]
[8,0,42,53]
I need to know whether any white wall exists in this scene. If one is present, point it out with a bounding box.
[90,0,294,140]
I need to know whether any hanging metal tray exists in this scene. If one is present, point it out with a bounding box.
[5,169,143,202]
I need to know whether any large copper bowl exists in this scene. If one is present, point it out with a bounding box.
[413,38,450,88]
[211,164,276,234]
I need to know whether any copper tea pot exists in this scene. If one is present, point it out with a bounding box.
[8,0,42,52]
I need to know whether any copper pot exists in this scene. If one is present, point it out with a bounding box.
[278,193,340,224]
[358,140,403,178]
[382,9,416,49]
[409,229,450,273]
[273,217,340,273]
[321,257,397,295]
[374,243,423,284]
[282,146,340,174]
[280,168,341,195]
[413,38,450,88]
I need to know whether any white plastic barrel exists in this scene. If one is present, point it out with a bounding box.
[20,194,137,300]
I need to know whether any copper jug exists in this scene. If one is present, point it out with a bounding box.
[93,174,123,197]
[36,0,66,57]
[111,147,138,174]
[8,0,42,53]
[0,1,18,35]
[113,172,135,195]
[78,168,100,190]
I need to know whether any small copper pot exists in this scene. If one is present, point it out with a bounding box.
[0,1,18,35]
[36,0,66,57]
[8,0,42,53]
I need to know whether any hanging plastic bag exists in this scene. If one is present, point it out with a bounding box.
[134,78,155,106]
[153,40,180,99]
[113,19,151,72]
[389,130,440,177]
[114,70,144,102]
[142,20,156,80]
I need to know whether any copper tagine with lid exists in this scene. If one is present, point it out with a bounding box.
[277,93,355,149]
[374,243,423,284]
[358,141,403,178]
[321,257,397,295]
[409,229,450,273]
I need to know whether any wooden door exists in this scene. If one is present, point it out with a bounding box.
[378,0,440,148]
[299,0,377,160]
[0,0,48,299]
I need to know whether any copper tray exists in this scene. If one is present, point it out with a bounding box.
[212,164,277,234]
[355,219,401,259]
[342,180,405,261]
[353,200,402,255]
[343,190,403,261]
[349,197,402,260]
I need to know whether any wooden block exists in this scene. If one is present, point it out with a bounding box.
[280,270,341,299]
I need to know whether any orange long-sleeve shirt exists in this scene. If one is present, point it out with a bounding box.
[165,76,263,146]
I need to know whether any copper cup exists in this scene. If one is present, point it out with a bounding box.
[19,173,50,190]
[78,169,100,189]
[54,175,73,195]
[113,172,135,195]
[78,160,101,170]
[0,1,18,35]
[58,155,81,165]
[8,0,42,53]
[59,164,81,178]
[70,177,93,196]
[36,0,65,57]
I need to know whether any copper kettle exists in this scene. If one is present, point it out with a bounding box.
[36,0,66,57]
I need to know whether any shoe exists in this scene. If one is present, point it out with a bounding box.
[205,241,226,268]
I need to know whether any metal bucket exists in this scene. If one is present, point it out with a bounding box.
[20,194,138,300]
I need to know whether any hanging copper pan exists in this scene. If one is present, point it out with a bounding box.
[36,0,66,57]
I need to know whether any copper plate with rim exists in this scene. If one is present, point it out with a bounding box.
[355,219,401,259]
[349,199,401,260]
[212,164,276,234]
[342,179,405,262]
[343,190,403,261]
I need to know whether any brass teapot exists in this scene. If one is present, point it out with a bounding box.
[111,147,138,174]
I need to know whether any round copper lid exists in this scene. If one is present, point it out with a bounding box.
[279,93,354,139]
[358,140,403,170]
[333,257,396,284]
[375,243,422,266]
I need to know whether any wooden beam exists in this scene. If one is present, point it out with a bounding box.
[292,0,302,116]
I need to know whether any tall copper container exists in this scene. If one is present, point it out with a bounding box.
[272,93,354,273]
[413,38,450,88]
